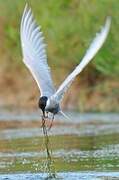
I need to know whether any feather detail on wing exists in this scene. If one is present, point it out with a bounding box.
[53,17,111,102]
[20,4,55,97]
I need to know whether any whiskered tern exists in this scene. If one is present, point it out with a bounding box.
[20,4,111,124]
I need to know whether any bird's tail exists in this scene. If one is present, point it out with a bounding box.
[59,111,71,121]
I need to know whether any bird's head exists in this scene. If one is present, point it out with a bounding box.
[38,96,48,115]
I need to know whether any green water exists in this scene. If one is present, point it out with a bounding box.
[0,133,119,173]
[0,112,119,179]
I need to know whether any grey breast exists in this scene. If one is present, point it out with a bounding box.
[46,103,60,114]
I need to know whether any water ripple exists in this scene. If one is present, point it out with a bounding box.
[0,172,119,180]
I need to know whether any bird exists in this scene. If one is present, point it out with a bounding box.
[20,4,111,125]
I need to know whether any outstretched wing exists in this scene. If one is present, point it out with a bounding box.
[20,4,55,97]
[53,17,111,102]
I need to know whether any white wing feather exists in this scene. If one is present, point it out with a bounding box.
[20,4,55,97]
[53,17,111,101]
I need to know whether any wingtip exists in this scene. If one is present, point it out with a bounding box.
[21,3,29,21]
[99,16,111,39]
[23,2,32,15]
[24,1,29,8]
[102,16,111,35]
[24,3,29,12]
[105,16,111,28]
[21,2,31,31]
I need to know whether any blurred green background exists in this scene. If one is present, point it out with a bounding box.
[0,0,119,112]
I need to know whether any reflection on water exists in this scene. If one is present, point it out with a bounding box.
[0,111,119,179]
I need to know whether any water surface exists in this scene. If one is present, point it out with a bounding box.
[0,110,119,179]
